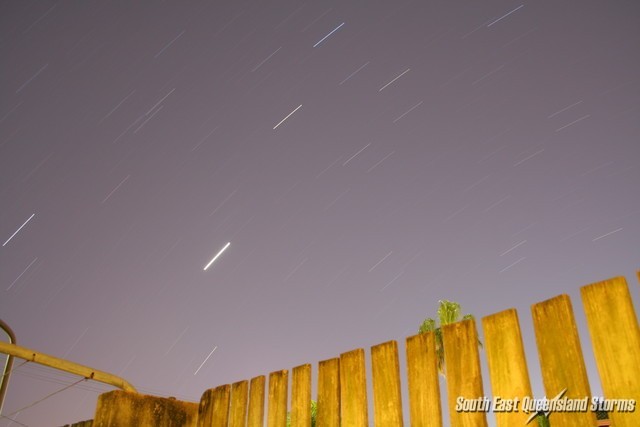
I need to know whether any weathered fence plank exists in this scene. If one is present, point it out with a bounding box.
[247,376,265,427]
[267,370,288,427]
[291,364,312,427]
[482,308,533,427]
[93,390,198,426]
[228,380,248,427]
[339,348,368,427]
[581,276,640,427]
[198,384,230,427]
[531,294,596,427]
[442,319,488,427]
[405,332,442,427]
[317,357,340,427]
[371,340,404,426]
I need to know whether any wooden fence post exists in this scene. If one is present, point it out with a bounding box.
[405,332,442,427]
[482,309,533,427]
[228,380,248,427]
[442,319,488,427]
[581,276,640,427]
[532,294,596,427]
[371,340,404,426]
[247,376,265,427]
[339,349,368,427]
[291,364,312,427]
[317,358,340,427]
[198,384,230,427]
[267,370,288,427]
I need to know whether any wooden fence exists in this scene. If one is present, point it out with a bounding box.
[88,274,640,426]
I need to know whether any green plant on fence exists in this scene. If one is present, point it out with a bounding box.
[534,411,551,427]
[286,399,317,427]
[531,408,609,425]
[418,299,481,377]
[420,301,545,424]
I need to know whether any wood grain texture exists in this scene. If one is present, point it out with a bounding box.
[371,340,404,426]
[482,309,532,427]
[405,332,442,427]
[339,349,368,427]
[247,376,265,427]
[291,364,311,427]
[531,294,596,427]
[442,319,488,427]
[267,370,288,427]
[198,384,230,427]
[228,380,248,427]
[581,276,640,427]
[317,358,340,427]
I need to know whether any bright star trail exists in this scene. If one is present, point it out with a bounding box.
[273,104,302,129]
[487,4,524,27]
[203,242,231,271]
[193,346,218,376]
[313,22,345,47]
[379,68,411,92]
[3,213,35,246]
[1,2,638,425]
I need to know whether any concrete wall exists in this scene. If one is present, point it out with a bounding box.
[92,390,198,427]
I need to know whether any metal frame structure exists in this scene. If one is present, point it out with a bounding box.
[0,319,136,417]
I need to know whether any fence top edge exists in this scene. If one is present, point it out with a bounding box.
[318,357,340,365]
[530,293,571,310]
[481,307,517,322]
[580,275,627,293]
[268,369,288,377]
[340,348,365,358]
[292,363,312,371]
[441,318,476,332]
[371,339,398,349]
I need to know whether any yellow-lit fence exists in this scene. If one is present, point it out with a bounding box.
[87,274,639,426]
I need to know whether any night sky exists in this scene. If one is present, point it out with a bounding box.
[1,1,639,426]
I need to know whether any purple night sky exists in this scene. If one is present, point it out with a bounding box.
[1,1,639,425]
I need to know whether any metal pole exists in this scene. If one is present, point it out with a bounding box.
[0,319,16,416]
[0,340,137,393]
